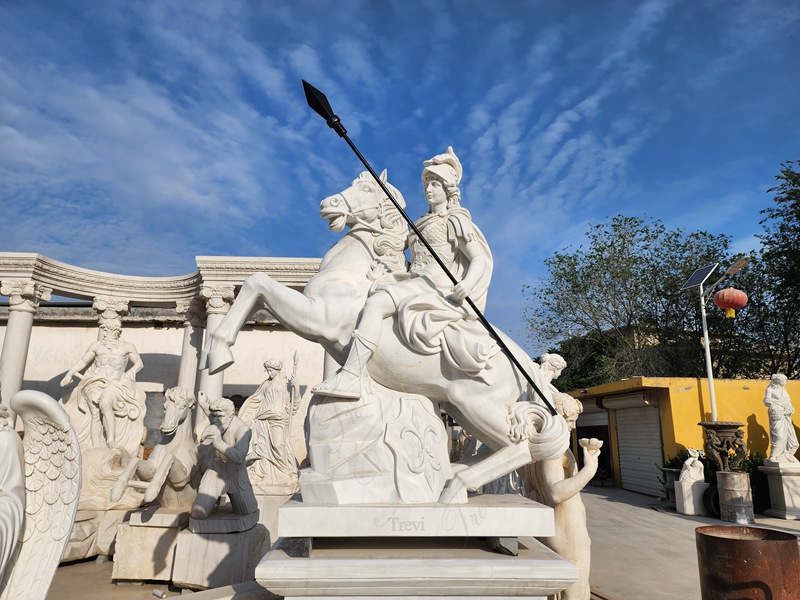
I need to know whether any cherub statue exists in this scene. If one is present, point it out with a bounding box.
[60,317,145,452]
[191,394,258,519]
[764,374,799,464]
[0,390,81,600]
[679,449,705,483]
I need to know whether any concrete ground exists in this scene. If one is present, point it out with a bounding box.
[584,486,800,600]
[47,487,800,600]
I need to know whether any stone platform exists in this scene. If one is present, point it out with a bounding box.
[256,535,576,599]
[278,494,554,538]
[760,462,800,520]
[256,495,574,599]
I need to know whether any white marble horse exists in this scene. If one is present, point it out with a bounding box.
[202,170,568,503]
[110,386,199,509]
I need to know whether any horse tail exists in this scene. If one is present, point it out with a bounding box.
[507,402,570,463]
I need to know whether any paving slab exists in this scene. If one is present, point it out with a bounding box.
[584,486,800,600]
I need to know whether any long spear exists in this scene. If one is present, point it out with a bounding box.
[302,80,556,416]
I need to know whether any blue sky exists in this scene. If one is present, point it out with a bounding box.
[1,0,798,351]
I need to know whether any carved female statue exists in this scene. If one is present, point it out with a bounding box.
[238,358,301,493]
[0,403,24,581]
[764,374,799,464]
[313,146,495,399]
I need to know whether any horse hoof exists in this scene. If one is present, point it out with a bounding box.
[207,346,235,375]
[438,486,468,505]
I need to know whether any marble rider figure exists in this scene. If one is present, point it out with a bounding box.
[60,317,144,449]
[313,146,494,399]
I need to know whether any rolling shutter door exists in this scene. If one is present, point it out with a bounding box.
[615,404,663,497]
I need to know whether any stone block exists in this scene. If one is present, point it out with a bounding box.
[130,507,190,528]
[674,481,709,516]
[188,511,259,534]
[172,524,269,590]
[759,463,800,520]
[63,509,133,562]
[278,494,554,539]
[256,535,576,598]
[111,522,181,582]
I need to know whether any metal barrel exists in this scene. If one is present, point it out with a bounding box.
[716,470,754,524]
[696,525,800,600]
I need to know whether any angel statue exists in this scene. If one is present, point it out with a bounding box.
[0,389,82,600]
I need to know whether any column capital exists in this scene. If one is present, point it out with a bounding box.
[176,296,207,328]
[0,280,52,314]
[92,296,130,322]
[199,285,235,316]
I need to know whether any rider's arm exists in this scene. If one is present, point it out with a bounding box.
[60,345,99,386]
[125,344,144,379]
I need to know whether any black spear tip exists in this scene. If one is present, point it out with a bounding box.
[302,80,347,138]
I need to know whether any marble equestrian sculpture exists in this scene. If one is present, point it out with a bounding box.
[764,373,799,465]
[521,388,602,600]
[60,317,146,455]
[202,150,569,504]
[0,390,81,600]
[192,393,258,520]
[238,356,302,494]
[110,387,200,508]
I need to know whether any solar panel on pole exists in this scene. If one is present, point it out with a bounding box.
[680,263,719,291]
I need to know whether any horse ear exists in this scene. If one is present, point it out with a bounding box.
[379,169,388,182]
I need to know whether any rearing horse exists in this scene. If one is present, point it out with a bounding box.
[202,171,568,503]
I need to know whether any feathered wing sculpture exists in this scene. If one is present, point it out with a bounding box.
[0,390,82,600]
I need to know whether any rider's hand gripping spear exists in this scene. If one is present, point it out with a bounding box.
[302,80,557,416]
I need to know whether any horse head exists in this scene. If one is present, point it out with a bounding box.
[320,170,409,272]
[320,170,406,231]
[161,386,195,435]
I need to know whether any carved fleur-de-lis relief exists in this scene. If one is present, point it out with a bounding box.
[199,285,236,316]
[0,280,52,314]
[176,296,207,328]
[92,296,130,321]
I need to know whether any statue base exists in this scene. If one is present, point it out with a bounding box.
[63,508,134,562]
[759,463,800,520]
[172,523,269,590]
[256,495,575,598]
[257,535,575,599]
[111,521,182,582]
[674,481,709,516]
[188,510,259,534]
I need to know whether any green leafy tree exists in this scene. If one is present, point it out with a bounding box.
[524,215,757,388]
[750,161,800,378]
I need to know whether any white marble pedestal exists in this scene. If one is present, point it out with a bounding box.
[111,508,189,582]
[256,495,577,599]
[759,462,800,520]
[674,481,709,516]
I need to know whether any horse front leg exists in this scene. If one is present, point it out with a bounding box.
[202,272,333,374]
[201,272,285,373]
[439,441,533,504]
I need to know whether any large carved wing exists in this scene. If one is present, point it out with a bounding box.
[0,390,82,600]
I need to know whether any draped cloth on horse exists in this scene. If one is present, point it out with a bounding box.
[373,207,500,376]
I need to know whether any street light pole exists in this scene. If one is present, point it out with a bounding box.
[681,256,750,423]
[698,281,718,421]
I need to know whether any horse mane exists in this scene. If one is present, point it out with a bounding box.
[352,172,408,274]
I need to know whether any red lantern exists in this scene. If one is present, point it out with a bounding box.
[713,287,748,318]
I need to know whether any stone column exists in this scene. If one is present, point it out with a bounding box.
[92,296,129,335]
[0,280,52,421]
[175,297,205,395]
[195,285,235,431]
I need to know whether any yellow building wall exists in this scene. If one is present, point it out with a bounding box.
[653,377,800,461]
